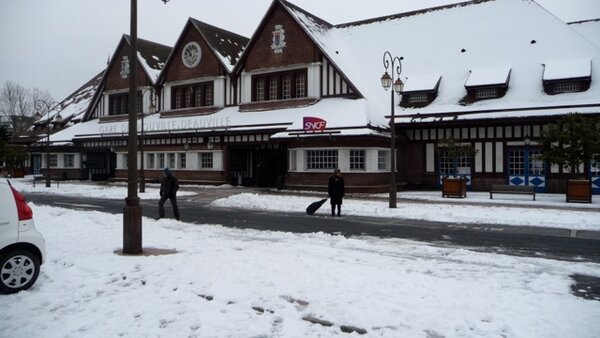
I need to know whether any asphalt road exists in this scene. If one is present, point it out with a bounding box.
[26,192,600,263]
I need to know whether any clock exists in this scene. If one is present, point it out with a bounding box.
[182,42,201,68]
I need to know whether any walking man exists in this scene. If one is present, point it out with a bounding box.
[328,168,345,217]
[158,167,180,220]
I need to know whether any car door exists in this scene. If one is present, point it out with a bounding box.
[0,179,19,249]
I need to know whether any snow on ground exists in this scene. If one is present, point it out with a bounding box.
[1,204,599,337]
[212,192,600,231]
[11,178,197,200]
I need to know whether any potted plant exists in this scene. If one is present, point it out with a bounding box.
[438,137,478,198]
[539,113,600,203]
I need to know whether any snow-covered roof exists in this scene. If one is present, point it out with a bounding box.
[190,18,249,73]
[33,70,104,127]
[542,58,591,80]
[48,98,385,143]
[568,19,600,48]
[465,66,511,87]
[403,73,442,92]
[283,0,600,119]
[125,35,172,83]
[53,0,600,144]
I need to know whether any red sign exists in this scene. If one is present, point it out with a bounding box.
[303,116,327,132]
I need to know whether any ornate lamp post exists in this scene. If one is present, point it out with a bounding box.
[123,0,170,255]
[123,0,142,254]
[34,100,59,188]
[380,52,404,208]
[139,91,156,193]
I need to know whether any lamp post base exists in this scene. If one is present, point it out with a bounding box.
[123,197,142,254]
[389,190,397,208]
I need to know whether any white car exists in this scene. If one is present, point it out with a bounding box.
[0,178,45,294]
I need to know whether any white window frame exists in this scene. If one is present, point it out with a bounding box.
[306,149,338,171]
[349,149,366,171]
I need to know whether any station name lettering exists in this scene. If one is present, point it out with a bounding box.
[98,117,231,135]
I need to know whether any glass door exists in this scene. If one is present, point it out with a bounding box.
[32,154,41,175]
[508,149,546,192]
[437,150,472,188]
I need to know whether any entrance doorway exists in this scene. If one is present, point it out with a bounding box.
[228,143,287,187]
[32,154,41,175]
[508,148,546,192]
[85,150,116,181]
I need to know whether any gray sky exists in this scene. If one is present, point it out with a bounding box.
[1,0,598,101]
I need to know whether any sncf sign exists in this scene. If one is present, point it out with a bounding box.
[303,117,327,132]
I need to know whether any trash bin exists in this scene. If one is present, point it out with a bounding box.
[276,175,284,190]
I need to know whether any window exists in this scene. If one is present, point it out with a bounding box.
[48,154,58,167]
[122,154,128,169]
[108,92,143,115]
[439,150,471,177]
[269,76,278,100]
[252,69,307,101]
[554,81,581,94]
[255,78,265,101]
[200,152,213,169]
[158,153,165,169]
[168,153,176,169]
[350,150,366,170]
[179,153,187,169]
[408,93,428,103]
[289,150,297,171]
[378,150,389,170]
[64,154,75,168]
[171,81,214,109]
[148,153,155,169]
[295,74,306,98]
[282,75,292,99]
[475,87,498,99]
[306,150,338,170]
[109,93,128,115]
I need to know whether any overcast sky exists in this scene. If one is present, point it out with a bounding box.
[1,0,598,101]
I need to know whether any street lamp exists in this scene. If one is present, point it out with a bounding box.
[381,51,404,208]
[34,100,59,188]
[139,90,156,193]
[123,0,170,255]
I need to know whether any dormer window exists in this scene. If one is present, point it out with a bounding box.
[252,69,307,102]
[544,79,589,95]
[463,66,511,103]
[554,81,581,94]
[400,74,441,108]
[475,87,498,99]
[543,59,591,95]
[408,93,429,104]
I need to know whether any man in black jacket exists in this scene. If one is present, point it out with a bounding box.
[157,167,180,220]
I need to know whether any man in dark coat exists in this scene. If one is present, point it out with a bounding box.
[328,168,345,217]
[158,167,180,220]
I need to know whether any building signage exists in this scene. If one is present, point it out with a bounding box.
[303,116,327,132]
[98,117,231,135]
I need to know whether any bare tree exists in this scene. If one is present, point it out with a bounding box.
[0,81,54,135]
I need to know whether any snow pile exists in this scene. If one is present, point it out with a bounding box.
[1,204,599,337]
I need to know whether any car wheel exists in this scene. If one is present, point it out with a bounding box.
[0,250,41,294]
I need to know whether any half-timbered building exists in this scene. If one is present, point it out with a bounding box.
[41,0,600,194]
